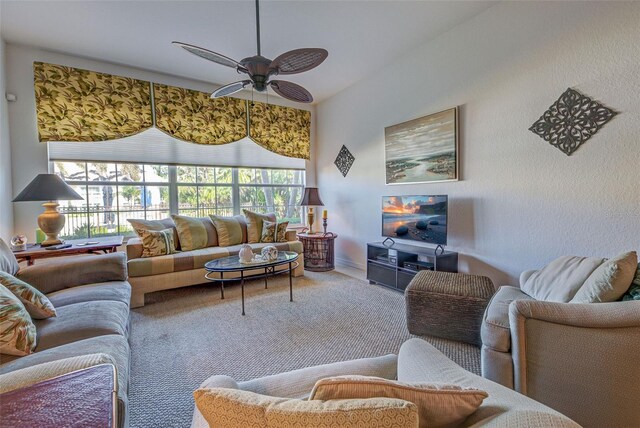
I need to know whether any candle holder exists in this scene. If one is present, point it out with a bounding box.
[322,218,328,234]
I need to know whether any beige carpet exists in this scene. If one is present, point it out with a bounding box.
[129,270,480,427]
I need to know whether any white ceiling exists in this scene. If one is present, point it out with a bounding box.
[0,0,496,104]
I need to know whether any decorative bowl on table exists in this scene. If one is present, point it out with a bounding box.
[10,234,27,252]
[261,246,278,261]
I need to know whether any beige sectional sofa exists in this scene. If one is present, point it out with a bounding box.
[193,338,579,427]
[0,240,131,427]
[126,216,304,307]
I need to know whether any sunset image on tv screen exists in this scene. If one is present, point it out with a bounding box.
[382,195,447,244]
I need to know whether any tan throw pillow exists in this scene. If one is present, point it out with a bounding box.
[128,218,180,250]
[0,272,56,319]
[0,284,37,356]
[171,215,218,251]
[210,215,244,247]
[261,221,290,243]
[243,209,276,243]
[135,228,178,258]
[571,251,638,303]
[194,387,418,428]
[310,375,487,428]
[522,255,605,302]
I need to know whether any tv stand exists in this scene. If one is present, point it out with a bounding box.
[366,241,458,292]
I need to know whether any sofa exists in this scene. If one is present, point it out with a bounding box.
[125,216,304,308]
[481,254,640,427]
[192,338,579,427]
[0,239,131,428]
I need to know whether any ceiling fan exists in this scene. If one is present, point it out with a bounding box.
[173,0,328,103]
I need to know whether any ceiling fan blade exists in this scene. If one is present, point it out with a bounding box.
[269,80,313,103]
[172,41,241,69]
[211,80,252,98]
[269,48,328,75]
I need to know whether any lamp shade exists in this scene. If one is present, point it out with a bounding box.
[299,187,324,206]
[13,174,84,202]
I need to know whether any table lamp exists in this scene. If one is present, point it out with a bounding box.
[13,174,84,247]
[299,187,324,234]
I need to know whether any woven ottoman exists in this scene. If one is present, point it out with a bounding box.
[405,270,495,346]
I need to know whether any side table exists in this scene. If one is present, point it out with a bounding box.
[297,232,338,272]
[12,235,123,266]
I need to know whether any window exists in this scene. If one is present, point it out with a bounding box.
[53,161,304,239]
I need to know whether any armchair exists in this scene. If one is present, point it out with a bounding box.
[481,255,640,428]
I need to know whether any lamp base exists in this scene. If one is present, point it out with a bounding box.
[37,202,65,247]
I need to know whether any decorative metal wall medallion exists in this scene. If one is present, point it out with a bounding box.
[529,88,617,156]
[334,145,355,177]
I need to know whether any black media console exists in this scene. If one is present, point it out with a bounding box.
[366,241,458,292]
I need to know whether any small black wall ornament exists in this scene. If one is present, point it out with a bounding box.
[529,88,617,156]
[334,145,355,177]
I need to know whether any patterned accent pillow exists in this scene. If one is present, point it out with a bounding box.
[310,375,487,428]
[0,271,56,319]
[0,284,37,356]
[622,263,640,301]
[261,221,290,243]
[171,215,217,251]
[242,209,276,243]
[128,218,180,250]
[136,228,178,258]
[209,215,244,247]
[194,387,418,428]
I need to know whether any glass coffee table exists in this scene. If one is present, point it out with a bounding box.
[204,251,300,315]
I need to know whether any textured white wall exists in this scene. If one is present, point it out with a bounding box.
[5,44,316,241]
[316,2,640,286]
[0,38,14,241]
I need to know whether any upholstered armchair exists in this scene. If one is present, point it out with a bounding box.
[481,253,640,428]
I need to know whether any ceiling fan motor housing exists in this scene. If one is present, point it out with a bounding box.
[240,55,276,92]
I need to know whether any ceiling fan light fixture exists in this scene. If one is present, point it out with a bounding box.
[173,0,327,103]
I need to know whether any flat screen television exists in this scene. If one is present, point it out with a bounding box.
[382,195,448,245]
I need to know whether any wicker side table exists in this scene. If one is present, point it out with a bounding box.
[405,270,495,346]
[297,232,337,272]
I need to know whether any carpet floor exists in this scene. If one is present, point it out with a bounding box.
[129,270,480,427]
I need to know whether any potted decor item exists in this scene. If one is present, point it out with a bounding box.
[239,244,254,263]
[10,234,28,252]
[261,246,278,261]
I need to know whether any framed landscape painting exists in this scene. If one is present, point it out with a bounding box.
[385,107,458,184]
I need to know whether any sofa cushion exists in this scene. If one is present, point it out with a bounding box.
[0,272,56,319]
[0,239,19,276]
[310,375,487,428]
[128,217,181,250]
[571,251,637,303]
[46,281,131,308]
[261,221,290,243]
[172,215,218,251]
[0,284,37,356]
[481,286,534,352]
[33,300,129,352]
[194,387,419,428]
[0,334,130,427]
[242,209,276,243]
[522,255,605,302]
[210,215,246,246]
[127,241,303,277]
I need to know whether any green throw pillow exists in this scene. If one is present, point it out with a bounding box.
[0,284,37,356]
[243,209,276,243]
[210,215,244,247]
[171,215,217,251]
[0,272,56,319]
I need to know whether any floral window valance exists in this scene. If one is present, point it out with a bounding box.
[34,62,153,142]
[33,62,311,160]
[249,102,311,160]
